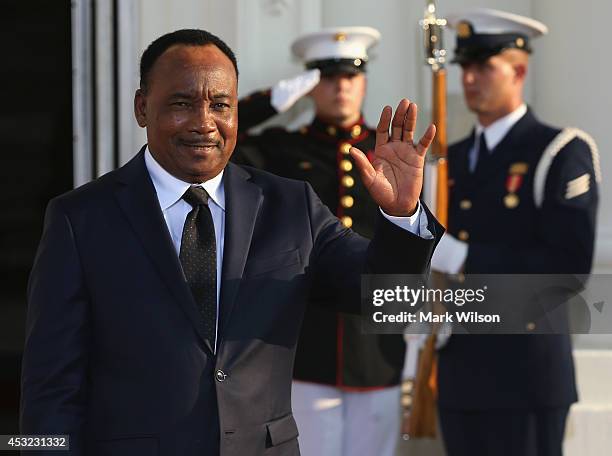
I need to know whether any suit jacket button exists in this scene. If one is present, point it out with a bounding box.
[458,230,469,241]
[215,369,227,382]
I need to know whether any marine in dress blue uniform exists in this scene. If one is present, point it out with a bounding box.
[430,9,600,456]
[232,28,407,456]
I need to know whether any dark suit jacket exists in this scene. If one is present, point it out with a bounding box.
[21,149,442,456]
[438,109,598,410]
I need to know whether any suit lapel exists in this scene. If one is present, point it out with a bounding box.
[113,149,214,354]
[218,163,263,336]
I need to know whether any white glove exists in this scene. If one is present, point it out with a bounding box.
[403,322,452,351]
[431,233,468,274]
[403,329,429,379]
[402,322,451,379]
[271,69,321,113]
[435,321,452,349]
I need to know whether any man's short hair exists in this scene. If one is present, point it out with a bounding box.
[139,29,239,92]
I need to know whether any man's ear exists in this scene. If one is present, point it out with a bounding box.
[134,88,147,127]
[513,63,527,83]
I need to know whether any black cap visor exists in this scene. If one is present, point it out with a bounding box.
[451,33,531,64]
[306,58,367,76]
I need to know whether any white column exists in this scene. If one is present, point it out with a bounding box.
[117,0,143,165]
[95,0,116,176]
[532,0,612,273]
[71,0,93,186]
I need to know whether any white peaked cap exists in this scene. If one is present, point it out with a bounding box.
[447,8,548,38]
[291,26,381,63]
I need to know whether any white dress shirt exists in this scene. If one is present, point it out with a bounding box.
[469,103,528,172]
[145,148,225,349]
[144,146,429,350]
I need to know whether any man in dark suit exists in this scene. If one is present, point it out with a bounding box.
[20,29,442,456]
[431,9,600,456]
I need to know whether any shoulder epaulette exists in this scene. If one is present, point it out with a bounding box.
[533,128,601,208]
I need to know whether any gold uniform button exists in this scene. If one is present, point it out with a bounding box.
[460,199,472,210]
[341,175,354,188]
[504,193,519,209]
[401,380,414,394]
[341,216,353,228]
[458,230,469,241]
[327,126,337,136]
[340,159,353,172]
[340,142,352,154]
[341,195,354,208]
[401,395,412,407]
[351,125,362,138]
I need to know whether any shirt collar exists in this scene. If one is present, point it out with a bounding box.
[144,146,225,211]
[475,103,527,151]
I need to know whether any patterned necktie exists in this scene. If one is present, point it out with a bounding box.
[180,186,217,349]
[474,132,490,174]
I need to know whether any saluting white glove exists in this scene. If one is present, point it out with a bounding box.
[430,233,468,274]
[270,69,321,113]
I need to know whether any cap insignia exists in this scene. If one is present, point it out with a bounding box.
[457,21,472,39]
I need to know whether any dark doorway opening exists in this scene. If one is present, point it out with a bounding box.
[0,0,73,437]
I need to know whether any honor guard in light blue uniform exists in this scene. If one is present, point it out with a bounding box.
[430,9,600,456]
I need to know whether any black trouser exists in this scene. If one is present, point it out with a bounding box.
[439,407,570,456]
